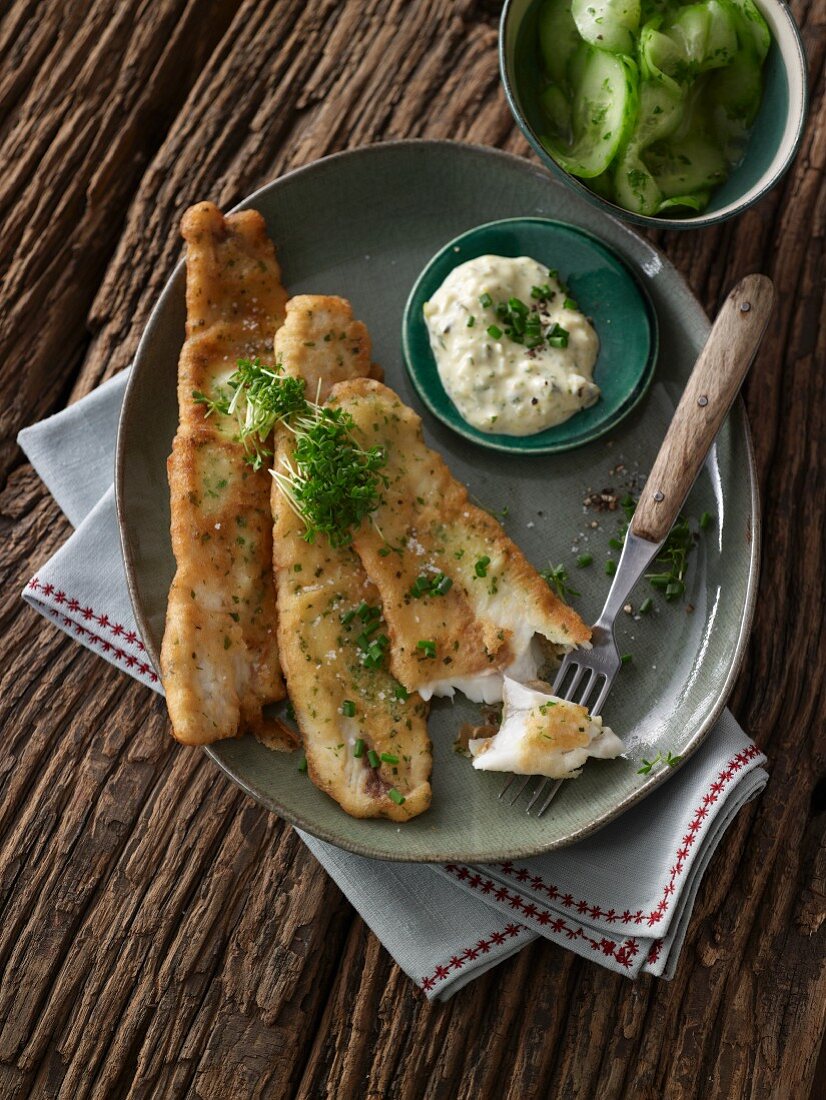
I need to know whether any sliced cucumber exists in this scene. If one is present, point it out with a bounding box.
[612,80,684,214]
[538,0,582,86]
[728,0,770,60]
[541,47,639,178]
[645,130,728,196]
[571,0,640,56]
[539,83,572,140]
[659,190,711,212]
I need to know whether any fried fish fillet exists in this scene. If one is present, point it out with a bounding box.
[161,201,294,748]
[326,378,591,703]
[271,297,431,818]
[275,294,372,402]
[272,437,432,819]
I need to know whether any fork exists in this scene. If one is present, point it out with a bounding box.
[502,273,774,816]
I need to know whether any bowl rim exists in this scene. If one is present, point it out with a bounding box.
[499,0,809,230]
[401,214,660,453]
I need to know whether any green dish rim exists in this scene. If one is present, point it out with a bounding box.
[401,216,659,454]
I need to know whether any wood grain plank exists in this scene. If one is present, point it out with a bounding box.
[0,0,824,1097]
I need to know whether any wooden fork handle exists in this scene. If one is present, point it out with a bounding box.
[631,274,774,545]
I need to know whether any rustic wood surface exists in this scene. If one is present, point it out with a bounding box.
[0,1,824,1096]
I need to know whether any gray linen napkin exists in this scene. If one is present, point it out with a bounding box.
[19,371,768,1000]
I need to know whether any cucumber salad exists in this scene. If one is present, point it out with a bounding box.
[534,0,771,216]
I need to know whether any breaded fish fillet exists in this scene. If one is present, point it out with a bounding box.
[161,201,294,748]
[272,437,432,819]
[326,379,591,704]
[271,297,431,818]
[276,294,372,402]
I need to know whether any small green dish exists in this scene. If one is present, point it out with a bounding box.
[402,217,658,454]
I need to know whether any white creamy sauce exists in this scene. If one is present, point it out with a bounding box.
[423,255,600,436]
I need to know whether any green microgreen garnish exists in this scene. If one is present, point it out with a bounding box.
[193,357,307,470]
[474,555,491,578]
[272,404,388,549]
[388,788,406,805]
[637,750,682,775]
[341,699,356,717]
[416,639,436,659]
[541,563,580,601]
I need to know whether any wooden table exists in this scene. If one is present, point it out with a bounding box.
[1,2,824,1096]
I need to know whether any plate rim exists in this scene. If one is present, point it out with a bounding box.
[116,138,760,862]
[401,214,660,453]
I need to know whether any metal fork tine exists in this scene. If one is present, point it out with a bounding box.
[526,779,549,813]
[591,678,612,717]
[578,669,602,711]
[535,779,564,817]
[563,664,586,702]
[505,775,533,805]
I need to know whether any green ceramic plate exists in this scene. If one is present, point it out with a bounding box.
[403,217,657,453]
[117,140,759,863]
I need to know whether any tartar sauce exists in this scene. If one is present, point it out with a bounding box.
[423,255,600,436]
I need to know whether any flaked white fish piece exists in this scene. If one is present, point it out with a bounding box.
[469,677,624,778]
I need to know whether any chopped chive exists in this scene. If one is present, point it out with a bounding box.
[487,324,503,340]
[367,749,380,768]
[297,755,308,773]
[340,608,356,625]
[353,738,365,758]
[605,559,617,576]
[467,315,475,328]
[341,699,356,717]
[576,553,593,568]
[380,752,399,765]
[388,788,406,805]
[479,292,493,308]
[700,511,713,530]
[620,653,632,665]
[417,639,436,659]
[474,555,491,578]
[393,681,409,701]
[432,573,453,595]
[609,537,624,550]
[640,597,654,614]
[563,297,578,310]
